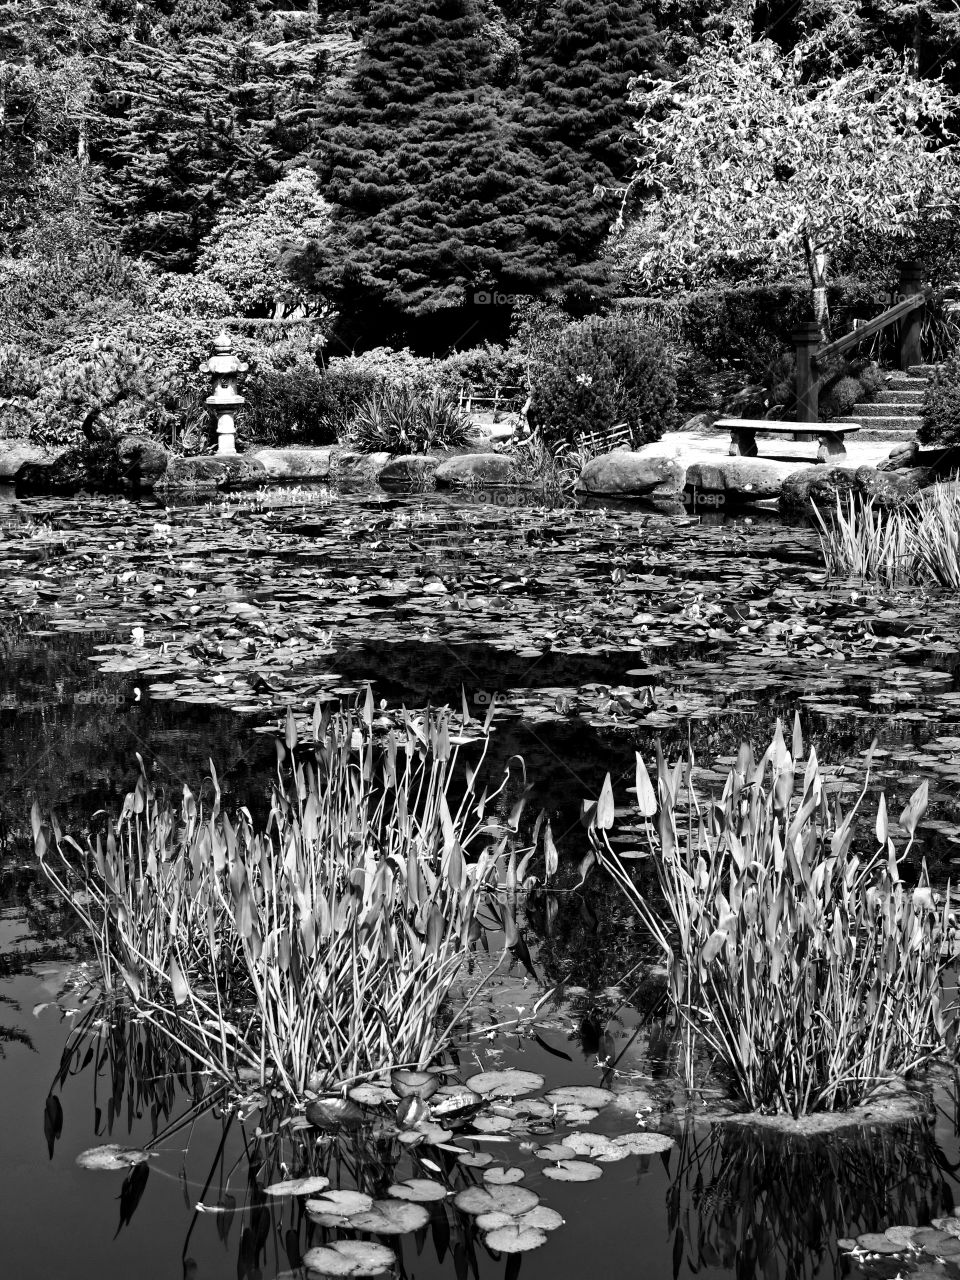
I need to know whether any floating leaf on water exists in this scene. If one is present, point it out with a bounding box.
[266,1175,331,1197]
[483,1167,525,1186]
[520,1206,564,1231]
[350,1200,431,1235]
[390,1069,440,1100]
[544,1087,615,1110]
[609,1087,656,1112]
[855,1232,909,1255]
[76,1145,151,1171]
[466,1070,544,1099]
[305,1190,374,1226]
[302,1239,395,1277]
[456,1152,493,1168]
[483,1224,547,1254]
[348,1083,395,1107]
[535,1144,576,1161]
[387,1179,448,1203]
[305,1097,365,1130]
[541,1160,603,1183]
[612,1132,674,1156]
[563,1133,625,1162]
[884,1225,920,1247]
[454,1185,539,1218]
[471,1115,513,1133]
[396,1123,451,1146]
[432,1092,484,1119]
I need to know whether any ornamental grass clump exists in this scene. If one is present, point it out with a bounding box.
[587,721,954,1116]
[34,696,517,1097]
[814,486,960,588]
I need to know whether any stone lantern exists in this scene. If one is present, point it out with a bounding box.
[202,331,248,456]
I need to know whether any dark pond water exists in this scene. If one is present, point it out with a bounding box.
[4,483,960,1280]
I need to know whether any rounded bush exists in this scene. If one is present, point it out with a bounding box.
[530,316,676,447]
[920,349,960,446]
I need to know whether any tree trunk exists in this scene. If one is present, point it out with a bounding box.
[803,234,831,343]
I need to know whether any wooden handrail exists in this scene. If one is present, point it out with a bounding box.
[816,289,929,363]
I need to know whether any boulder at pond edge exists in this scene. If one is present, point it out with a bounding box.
[685,460,783,501]
[779,465,921,514]
[578,452,685,498]
[434,454,517,487]
[378,455,441,487]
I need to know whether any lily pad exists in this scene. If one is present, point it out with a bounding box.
[387,1179,449,1203]
[541,1160,603,1183]
[454,1185,539,1218]
[390,1069,440,1100]
[305,1097,365,1130]
[456,1152,493,1168]
[855,1233,909,1254]
[266,1175,331,1197]
[302,1240,395,1277]
[350,1200,431,1235]
[466,1070,545,1099]
[472,1115,513,1133]
[483,1167,526,1185]
[535,1144,576,1161]
[483,1224,548,1254]
[348,1083,395,1107]
[305,1189,374,1227]
[544,1086,615,1110]
[76,1145,151,1171]
[612,1132,674,1156]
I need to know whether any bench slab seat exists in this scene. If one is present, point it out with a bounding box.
[713,417,860,464]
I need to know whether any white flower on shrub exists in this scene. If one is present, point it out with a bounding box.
[575,373,593,387]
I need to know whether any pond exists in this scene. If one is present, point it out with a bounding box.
[3,482,960,1280]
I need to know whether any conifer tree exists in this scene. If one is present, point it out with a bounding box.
[297,0,609,345]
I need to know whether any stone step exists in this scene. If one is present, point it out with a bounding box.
[907,364,942,377]
[885,375,931,392]
[877,388,925,403]
[852,403,924,421]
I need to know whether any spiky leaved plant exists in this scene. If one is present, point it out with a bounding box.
[35,694,523,1096]
[586,719,955,1115]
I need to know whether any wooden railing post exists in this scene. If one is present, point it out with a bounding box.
[898,260,924,370]
[793,321,821,422]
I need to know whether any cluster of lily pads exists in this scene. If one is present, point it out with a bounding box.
[841,1219,960,1273]
[74,1065,674,1275]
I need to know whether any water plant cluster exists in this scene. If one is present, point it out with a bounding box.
[815,485,960,588]
[34,696,530,1096]
[586,721,956,1116]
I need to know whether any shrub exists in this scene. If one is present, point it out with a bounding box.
[586,724,949,1115]
[350,383,470,454]
[34,702,521,1096]
[530,315,677,447]
[242,359,337,447]
[920,349,960,446]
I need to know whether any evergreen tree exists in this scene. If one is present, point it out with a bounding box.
[517,0,662,185]
[93,27,332,270]
[297,0,609,347]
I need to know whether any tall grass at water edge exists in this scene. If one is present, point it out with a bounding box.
[34,695,528,1097]
[585,720,957,1115]
[814,484,960,587]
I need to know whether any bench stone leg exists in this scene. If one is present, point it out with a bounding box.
[729,429,758,458]
[816,432,846,463]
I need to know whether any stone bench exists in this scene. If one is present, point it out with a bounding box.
[713,417,861,464]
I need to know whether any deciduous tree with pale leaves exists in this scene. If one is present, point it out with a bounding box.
[615,29,960,336]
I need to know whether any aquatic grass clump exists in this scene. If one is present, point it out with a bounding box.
[34,697,517,1096]
[814,483,960,587]
[587,722,955,1116]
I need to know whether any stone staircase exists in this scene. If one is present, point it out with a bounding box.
[838,364,938,444]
